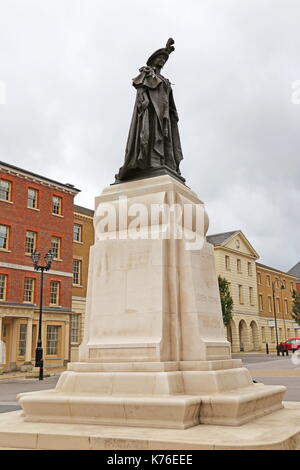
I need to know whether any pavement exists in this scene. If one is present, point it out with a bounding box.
[233,353,300,401]
[0,366,66,381]
[0,370,63,413]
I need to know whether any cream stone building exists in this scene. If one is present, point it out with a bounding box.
[256,263,299,350]
[207,230,261,353]
[207,230,299,353]
[71,205,94,361]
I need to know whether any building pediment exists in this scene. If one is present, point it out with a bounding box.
[207,230,259,259]
[223,232,259,259]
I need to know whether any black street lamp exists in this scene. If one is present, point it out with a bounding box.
[279,281,288,338]
[31,249,55,380]
[272,281,280,356]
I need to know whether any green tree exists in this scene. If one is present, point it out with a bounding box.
[218,275,234,327]
[291,289,300,326]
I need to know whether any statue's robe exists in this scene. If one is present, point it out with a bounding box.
[117,67,183,180]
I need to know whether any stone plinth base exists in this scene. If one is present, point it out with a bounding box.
[18,360,286,428]
[0,403,300,450]
[15,176,288,435]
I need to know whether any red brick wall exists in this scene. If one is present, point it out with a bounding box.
[0,170,75,309]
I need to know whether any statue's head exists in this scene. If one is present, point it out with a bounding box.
[149,53,168,70]
[146,38,175,69]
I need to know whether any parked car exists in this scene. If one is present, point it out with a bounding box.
[278,338,300,352]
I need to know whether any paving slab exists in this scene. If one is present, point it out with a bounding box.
[0,402,299,450]
[250,370,300,376]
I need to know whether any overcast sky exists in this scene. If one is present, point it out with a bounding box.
[0,0,299,272]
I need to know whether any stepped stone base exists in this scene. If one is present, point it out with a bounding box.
[0,403,300,450]
[18,360,286,429]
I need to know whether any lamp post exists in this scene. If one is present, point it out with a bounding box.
[31,249,54,380]
[280,281,287,342]
[272,281,280,356]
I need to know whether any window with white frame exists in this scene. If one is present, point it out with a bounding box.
[50,281,60,305]
[276,297,281,313]
[259,294,263,311]
[238,285,244,304]
[23,278,35,303]
[27,188,38,209]
[51,236,61,259]
[248,262,252,276]
[73,224,82,242]
[249,286,254,305]
[46,325,59,355]
[268,296,272,313]
[52,196,62,215]
[0,179,11,201]
[18,324,27,356]
[237,259,242,273]
[284,299,288,314]
[25,231,37,254]
[73,259,82,286]
[0,274,7,300]
[0,225,9,250]
[71,314,80,343]
[225,255,230,271]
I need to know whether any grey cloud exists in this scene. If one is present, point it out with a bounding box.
[0,0,299,271]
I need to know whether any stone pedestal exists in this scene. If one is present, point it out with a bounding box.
[79,175,230,364]
[18,176,286,429]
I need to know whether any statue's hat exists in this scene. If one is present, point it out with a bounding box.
[146,38,175,66]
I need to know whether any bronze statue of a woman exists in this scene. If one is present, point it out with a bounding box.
[115,38,184,183]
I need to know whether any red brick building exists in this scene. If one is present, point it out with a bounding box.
[0,161,80,370]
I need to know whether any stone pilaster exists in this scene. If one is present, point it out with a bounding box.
[9,318,18,370]
[64,319,70,365]
[25,319,33,364]
[230,321,240,353]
